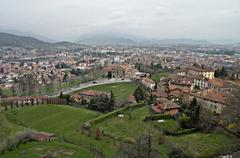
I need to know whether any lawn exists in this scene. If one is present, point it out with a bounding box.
[0,112,22,142]
[150,72,170,83]
[0,141,95,158]
[2,104,240,158]
[3,105,116,157]
[95,106,179,139]
[5,105,100,134]
[167,132,240,158]
[74,82,136,101]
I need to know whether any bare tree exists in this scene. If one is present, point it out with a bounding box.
[114,133,159,158]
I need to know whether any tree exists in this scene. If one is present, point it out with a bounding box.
[115,133,159,158]
[133,85,146,102]
[169,143,190,158]
[188,97,200,126]
[109,90,115,110]
[178,113,191,129]
[218,85,240,137]
[107,72,112,79]
[88,94,115,112]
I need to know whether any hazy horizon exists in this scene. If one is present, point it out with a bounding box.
[1,0,240,42]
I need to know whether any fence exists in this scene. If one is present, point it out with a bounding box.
[0,97,66,111]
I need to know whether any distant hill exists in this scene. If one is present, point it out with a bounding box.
[155,39,211,45]
[0,32,85,49]
[77,33,212,46]
[78,34,136,46]
[0,32,48,48]
[0,32,213,48]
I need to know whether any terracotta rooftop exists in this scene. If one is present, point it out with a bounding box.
[168,74,192,86]
[190,90,231,105]
[142,77,155,84]
[207,78,228,88]
[154,98,180,110]
[190,66,213,72]
[153,90,168,98]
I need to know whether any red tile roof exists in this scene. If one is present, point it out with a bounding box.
[142,77,155,84]
[154,98,180,110]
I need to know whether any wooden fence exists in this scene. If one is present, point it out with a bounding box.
[0,97,66,111]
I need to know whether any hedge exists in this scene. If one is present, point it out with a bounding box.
[165,128,198,136]
[87,103,145,125]
[144,114,172,121]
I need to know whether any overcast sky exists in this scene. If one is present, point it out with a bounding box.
[0,0,240,41]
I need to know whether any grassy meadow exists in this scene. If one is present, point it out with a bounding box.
[0,104,239,158]
[73,82,136,101]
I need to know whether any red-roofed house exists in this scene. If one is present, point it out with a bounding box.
[142,77,156,90]
[151,98,180,115]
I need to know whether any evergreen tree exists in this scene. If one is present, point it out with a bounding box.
[188,97,200,126]
[133,85,146,102]
[109,90,115,111]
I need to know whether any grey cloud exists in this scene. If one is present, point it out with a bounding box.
[0,0,239,41]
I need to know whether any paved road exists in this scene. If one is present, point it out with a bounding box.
[48,78,132,98]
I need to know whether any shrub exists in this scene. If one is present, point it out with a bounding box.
[169,143,190,158]
[144,114,172,121]
[88,103,145,125]
[178,113,191,129]
[165,128,198,136]
[0,130,34,154]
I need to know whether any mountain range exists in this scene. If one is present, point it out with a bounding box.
[0,32,238,48]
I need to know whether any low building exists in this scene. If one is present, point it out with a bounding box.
[176,68,189,76]
[142,77,156,90]
[70,90,110,104]
[190,75,208,89]
[207,78,232,92]
[151,98,180,115]
[168,75,194,92]
[184,89,230,114]
[189,66,215,79]
[31,132,55,142]
[128,95,137,104]
[102,64,135,79]
[153,90,168,99]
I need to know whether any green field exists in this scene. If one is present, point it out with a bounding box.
[95,106,179,138]
[74,82,136,101]
[5,105,100,134]
[2,105,117,157]
[0,112,22,142]
[168,132,239,157]
[1,104,240,158]
[150,72,170,83]
[0,141,95,158]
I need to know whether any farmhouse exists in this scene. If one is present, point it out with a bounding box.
[151,98,180,115]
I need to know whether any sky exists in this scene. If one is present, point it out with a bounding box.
[0,0,240,42]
